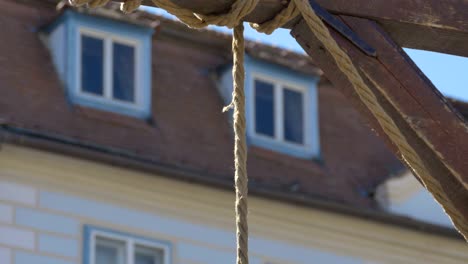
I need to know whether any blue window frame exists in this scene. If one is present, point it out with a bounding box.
[44,10,153,118]
[83,226,171,264]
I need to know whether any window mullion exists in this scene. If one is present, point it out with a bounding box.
[276,84,284,141]
[104,37,113,99]
[127,238,134,264]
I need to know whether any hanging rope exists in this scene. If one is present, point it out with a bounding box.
[224,24,249,264]
[70,0,468,262]
[70,1,256,263]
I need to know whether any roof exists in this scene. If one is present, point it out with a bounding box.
[51,0,323,77]
[1,0,466,238]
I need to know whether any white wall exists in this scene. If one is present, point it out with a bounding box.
[377,171,454,228]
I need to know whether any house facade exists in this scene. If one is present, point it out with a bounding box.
[0,1,467,264]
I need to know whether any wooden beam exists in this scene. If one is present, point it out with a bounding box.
[290,16,468,236]
[315,0,468,57]
[134,0,468,57]
[138,0,292,25]
[341,17,468,185]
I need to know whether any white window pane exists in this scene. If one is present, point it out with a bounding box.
[283,88,304,144]
[95,237,126,264]
[113,42,135,102]
[134,245,164,264]
[254,79,275,137]
[81,35,104,96]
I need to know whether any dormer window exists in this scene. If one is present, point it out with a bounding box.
[79,29,139,106]
[248,72,319,159]
[44,10,153,118]
[218,57,320,159]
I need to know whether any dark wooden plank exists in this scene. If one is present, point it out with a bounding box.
[338,16,468,188]
[290,17,468,235]
[138,0,294,26]
[132,0,468,56]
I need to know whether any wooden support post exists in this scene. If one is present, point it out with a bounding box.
[291,16,468,236]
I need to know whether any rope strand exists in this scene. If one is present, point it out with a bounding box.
[232,23,249,264]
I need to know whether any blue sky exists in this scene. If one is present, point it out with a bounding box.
[143,7,468,101]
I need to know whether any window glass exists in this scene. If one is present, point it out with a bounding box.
[113,42,135,102]
[283,88,304,144]
[81,35,104,96]
[255,80,275,137]
[135,245,164,264]
[95,237,125,264]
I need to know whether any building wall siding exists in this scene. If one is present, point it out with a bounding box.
[0,203,13,224]
[0,144,467,264]
[15,251,75,264]
[0,247,12,264]
[0,225,35,251]
[15,207,80,236]
[0,181,37,206]
[38,234,79,259]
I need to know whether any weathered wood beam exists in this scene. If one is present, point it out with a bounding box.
[133,0,468,57]
[290,16,468,237]
[314,0,468,57]
[137,0,295,26]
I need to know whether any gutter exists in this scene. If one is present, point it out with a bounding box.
[0,124,462,240]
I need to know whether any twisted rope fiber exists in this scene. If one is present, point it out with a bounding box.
[224,24,249,264]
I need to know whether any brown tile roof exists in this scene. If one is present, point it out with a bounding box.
[0,0,415,212]
[54,0,323,76]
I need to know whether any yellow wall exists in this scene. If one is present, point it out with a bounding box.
[0,144,467,264]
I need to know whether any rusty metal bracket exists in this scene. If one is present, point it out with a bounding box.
[309,0,377,57]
